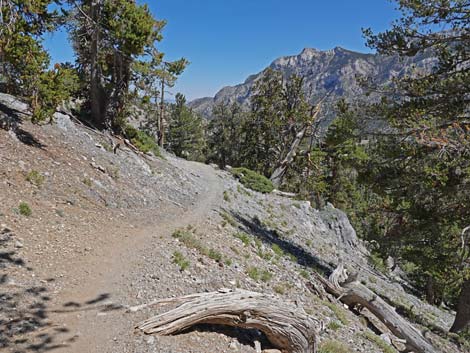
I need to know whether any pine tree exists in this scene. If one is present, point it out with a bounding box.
[206,101,246,168]
[363,0,470,333]
[0,0,77,122]
[166,93,206,161]
[68,0,164,129]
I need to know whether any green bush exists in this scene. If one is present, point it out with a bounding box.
[125,125,162,157]
[25,170,44,187]
[234,232,251,246]
[208,248,222,262]
[231,167,274,193]
[172,251,190,271]
[19,202,32,216]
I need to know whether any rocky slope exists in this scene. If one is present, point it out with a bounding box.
[189,47,434,129]
[0,93,467,353]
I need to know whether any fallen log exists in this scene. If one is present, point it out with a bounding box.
[312,270,440,353]
[136,288,319,353]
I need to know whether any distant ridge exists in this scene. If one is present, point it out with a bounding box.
[189,46,434,128]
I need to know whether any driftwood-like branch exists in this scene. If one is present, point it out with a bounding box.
[136,289,319,353]
[270,103,322,188]
[312,271,439,353]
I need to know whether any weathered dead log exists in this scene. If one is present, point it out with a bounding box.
[136,289,319,353]
[272,189,298,198]
[312,272,440,353]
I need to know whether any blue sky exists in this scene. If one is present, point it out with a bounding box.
[44,0,399,101]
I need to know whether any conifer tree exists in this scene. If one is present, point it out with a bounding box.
[0,0,77,122]
[69,0,164,130]
[166,93,206,161]
[363,0,470,332]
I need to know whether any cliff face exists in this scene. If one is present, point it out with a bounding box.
[189,47,434,128]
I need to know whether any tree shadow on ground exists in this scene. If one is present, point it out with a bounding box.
[0,102,47,149]
[230,211,334,275]
[0,231,122,352]
[182,323,275,350]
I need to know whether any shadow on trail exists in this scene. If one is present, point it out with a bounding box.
[0,229,122,352]
[230,211,333,275]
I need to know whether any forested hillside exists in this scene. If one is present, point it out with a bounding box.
[0,1,469,353]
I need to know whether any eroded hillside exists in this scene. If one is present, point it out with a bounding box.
[0,94,466,353]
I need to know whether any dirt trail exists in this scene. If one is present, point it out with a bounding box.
[48,158,224,352]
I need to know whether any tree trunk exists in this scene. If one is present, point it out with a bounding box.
[136,289,319,353]
[270,104,321,188]
[425,275,436,305]
[313,270,440,353]
[450,278,470,333]
[89,0,107,127]
[159,78,165,147]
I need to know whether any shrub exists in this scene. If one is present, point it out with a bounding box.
[323,300,349,325]
[247,267,260,281]
[271,244,284,257]
[233,232,251,246]
[208,248,222,262]
[260,269,273,282]
[172,251,190,271]
[125,125,162,157]
[25,170,44,187]
[318,340,350,353]
[327,321,342,331]
[231,167,274,193]
[82,177,92,187]
[362,331,398,353]
[220,211,237,227]
[223,190,230,202]
[19,202,32,216]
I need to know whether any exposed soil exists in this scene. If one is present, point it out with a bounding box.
[0,97,467,353]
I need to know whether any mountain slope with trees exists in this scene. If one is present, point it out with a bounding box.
[188,46,434,128]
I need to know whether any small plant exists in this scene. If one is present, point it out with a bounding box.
[273,283,286,295]
[323,301,349,325]
[172,229,206,254]
[208,248,223,262]
[369,252,389,274]
[19,202,32,216]
[247,267,260,281]
[271,244,284,257]
[327,321,342,331]
[172,251,190,271]
[25,170,44,187]
[220,211,237,227]
[299,269,310,279]
[108,166,119,180]
[234,232,251,246]
[125,125,162,157]
[223,191,230,202]
[260,269,273,282]
[82,177,92,187]
[287,253,298,262]
[293,202,301,209]
[231,167,274,193]
[318,339,350,353]
[224,258,233,266]
[362,331,398,353]
[102,142,113,152]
